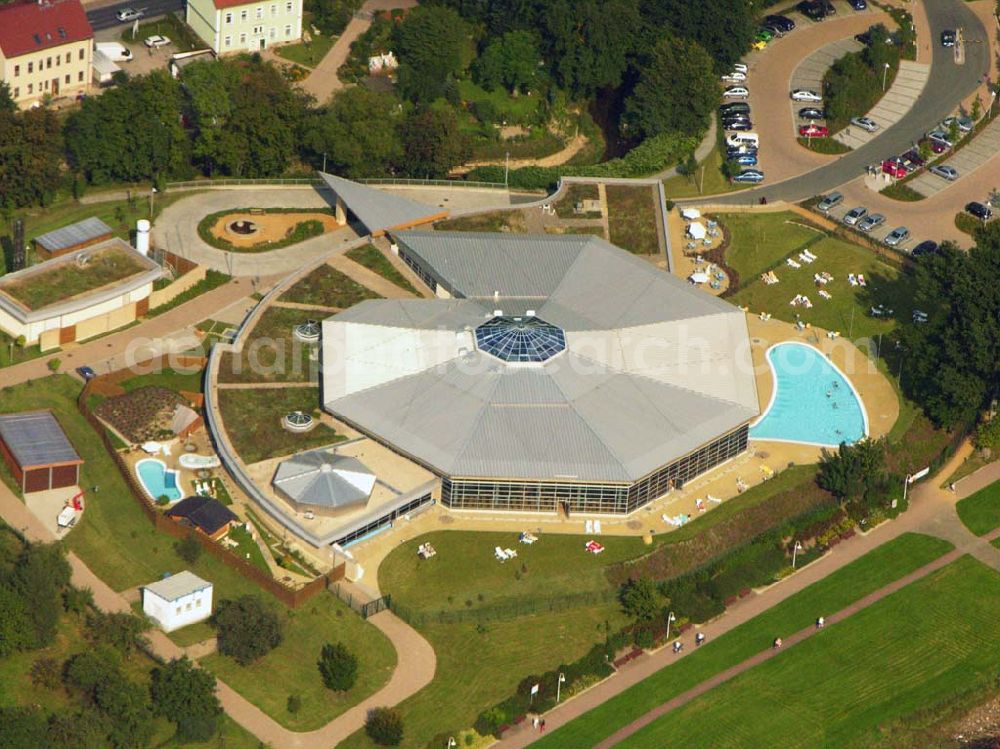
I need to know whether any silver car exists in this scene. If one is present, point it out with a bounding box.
[929,165,958,181]
[884,227,910,247]
[843,206,867,225]
[858,213,886,232]
[850,116,879,133]
[817,192,844,212]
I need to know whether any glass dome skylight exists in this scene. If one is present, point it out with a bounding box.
[474,315,566,363]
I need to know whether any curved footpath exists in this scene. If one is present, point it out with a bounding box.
[497,442,1000,748]
[701,0,989,204]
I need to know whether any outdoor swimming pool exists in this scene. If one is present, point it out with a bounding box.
[135,458,182,503]
[750,341,868,447]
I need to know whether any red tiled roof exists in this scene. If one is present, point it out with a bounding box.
[0,0,92,59]
[213,0,259,10]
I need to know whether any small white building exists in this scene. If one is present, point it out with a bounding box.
[368,51,397,74]
[142,571,213,632]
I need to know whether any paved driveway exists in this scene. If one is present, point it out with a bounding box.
[835,60,931,148]
[908,116,1000,196]
[703,0,990,204]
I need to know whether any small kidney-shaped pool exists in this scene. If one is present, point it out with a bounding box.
[750,341,868,447]
[135,458,182,503]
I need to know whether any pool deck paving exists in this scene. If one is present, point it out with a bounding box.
[497,443,1000,749]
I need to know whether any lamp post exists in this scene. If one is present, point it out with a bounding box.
[322,152,327,173]
[447,738,456,748]
[792,540,803,568]
[665,610,676,643]
[882,62,890,91]
[556,672,566,703]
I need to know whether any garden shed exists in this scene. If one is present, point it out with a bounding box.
[0,411,83,493]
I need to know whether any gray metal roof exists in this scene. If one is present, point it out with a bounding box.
[321,233,759,483]
[34,217,112,252]
[318,173,443,235]
[0,411,82,469]
[144,570,212,602]
[273,449,375,509]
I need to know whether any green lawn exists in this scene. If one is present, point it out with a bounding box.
[554,183,601,219]
[718,211,825,285]
[533,532,954,748]
[339,605,628,749]
[201,592,396,731]
[273,33,335,68]
[606,184,660,255]
[622,555,998,749]
[345,244,419,295]
[218,306,321,384]
[216,387,344,464]
[956,480,1000,536]
[228,524,271,576]
[120,365,205,394]
[730,233,910,340]
[455,79,543,125]
[380,531,647,616]
[279,264,381,308]
[662,146,749,199]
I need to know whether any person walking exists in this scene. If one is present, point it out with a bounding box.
[773,637,782,649]
[695,632,706,646]
[816,616,825,629]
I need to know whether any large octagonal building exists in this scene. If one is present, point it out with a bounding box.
[321,231,758,516]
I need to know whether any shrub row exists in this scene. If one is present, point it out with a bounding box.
[466,131,699,190]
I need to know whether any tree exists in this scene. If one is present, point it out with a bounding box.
[45,710,110,749]
[643,0,756,73]
[286,694,302,714]
[899,229,1000,427]
[317,641,358,691]
[302,87,403,177]
[399,108,470,178]
[64,71,189,184]
[0,706,49,749]
[0,82,15,113]
[817,439,896,512]
[86,611,148,655]
[474,31,541,93]
[94,673,155,749]
[174,533,202,564]
[306,0,362,36]
[213,596,283,665]
[0,106,64,208]
[150,657,222,742]
[623,36,718,141]
[64,646,124,699]
[395,5,471,103]
[620,577,662,621]
[12,541,72,648]
[0,584,32,656]
[365,706,404,746]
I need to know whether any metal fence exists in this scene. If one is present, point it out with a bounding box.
[165,178,320,189]
[163,177,510,190]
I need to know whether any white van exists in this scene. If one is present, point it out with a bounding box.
[95,42,133,62]
[726,132,759,148]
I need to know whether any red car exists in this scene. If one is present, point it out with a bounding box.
[918,137,949,155]
[799,124,830,138]
[881,159,908,178]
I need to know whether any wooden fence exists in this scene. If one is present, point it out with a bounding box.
[78,373,343,608]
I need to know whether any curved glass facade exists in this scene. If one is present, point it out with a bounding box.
[474,315,566,363]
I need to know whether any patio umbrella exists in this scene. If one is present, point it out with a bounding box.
[689,272,709,284]
[687,222,707,240]
[681,208,701,220]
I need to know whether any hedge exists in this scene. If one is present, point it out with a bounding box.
[467,131,700,190]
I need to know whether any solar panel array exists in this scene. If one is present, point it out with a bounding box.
[474,316,566,363]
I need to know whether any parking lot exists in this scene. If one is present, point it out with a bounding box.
[908,117,1000,196]
[833,60,931,148]
[94,26,182,76]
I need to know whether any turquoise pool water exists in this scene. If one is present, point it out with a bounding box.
[136,459,181,502]
[750,342,867,447]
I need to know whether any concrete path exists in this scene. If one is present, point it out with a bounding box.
[300,0,418,105]
[655,119,718,180]
[498,441,1000,748]
[835,60,932,149]
[908,115,1000,196]
[956,461,1000,499]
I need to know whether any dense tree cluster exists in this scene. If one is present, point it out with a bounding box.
[213,595,284,665]
[899,225,1000,427]
[817,439,897,513]
[0,541,72,655]
[0,83,63,209]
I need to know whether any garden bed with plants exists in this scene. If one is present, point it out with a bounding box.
[197,208,337,253]
[94,386,186,444]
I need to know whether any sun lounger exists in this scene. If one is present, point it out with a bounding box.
[819,290,832,300]
[848,274,858,286]
[585,520,594,534]
[786,258,801,269]
[803,250,817,261]
[495,546,509,561]
[707,495,722,504]
[827,330,841,339]
[857,274,867,286]
[505,548,517,558]
[594,520,602,534]
[695,498,706,512]
[798,253,814,264]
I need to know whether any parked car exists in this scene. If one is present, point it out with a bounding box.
[928,130,954,147]
[918,136,949,154]
[115,7,143,21]
[724,86,750,99]
[799,124,829,138]
[732,63,749,74]
[942,115,974,133]
[941,30,956,47]
[732,169,765,184]
[764,14,795,32]
[752,39,768,51]
[850,116,879,133]
[144,35,171,48]
[881,159,908,179]
[911,240,938,257]
[726,132,759,148]
[791,89,822,102]
[798,107,826,120]
[843,206,868,225]
[817,192,844,212]
[731,153,759,166]
[858,213,886,233]
[722,71,747,83]
[725,119,754,131]
[966,202,993,220]
[856,27,897,46]
[850,0,867,9]
[755,29,774,42]
[762,21,785,37]
[94,42,132,62]
[76,366,96,381]
[929,164,958,181]
[900,149,926,169]
[720,102,751,115]
[799,0,835,20]
[884,227,910,247]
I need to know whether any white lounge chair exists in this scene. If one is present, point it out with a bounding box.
[585,520,594,534]
[594,520,602,534]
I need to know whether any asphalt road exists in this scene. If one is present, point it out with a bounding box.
[86,0,184,31]
[701,0,990,205]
